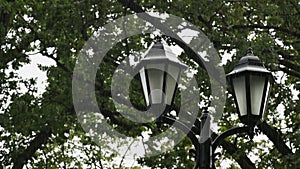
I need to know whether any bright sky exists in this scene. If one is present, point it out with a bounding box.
[15,53,56,95]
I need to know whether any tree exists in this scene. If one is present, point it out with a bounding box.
[0,0,299,168]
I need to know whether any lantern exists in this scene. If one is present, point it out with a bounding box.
[227,48,273,126]
[134,42,187,108]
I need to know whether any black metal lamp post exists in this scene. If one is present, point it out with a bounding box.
[134,44,273,169]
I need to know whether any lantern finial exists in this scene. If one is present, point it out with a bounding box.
[247,47,253,56]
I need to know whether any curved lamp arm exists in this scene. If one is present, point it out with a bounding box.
[212,126,251,153]
[160,116,200,151]
[159,114,255,169]
[159,116,201,169]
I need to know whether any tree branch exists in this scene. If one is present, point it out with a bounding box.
[219,139,256,169]
[0,0,15,37]
[12,130,52,169]
[257,121,293,156]
[211,132,256,169]
[280,67,300,80]
[223,24,300,38]
[117,0,227,90]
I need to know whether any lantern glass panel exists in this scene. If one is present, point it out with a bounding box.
[165,64,180,105]
[250,75,266,116]
[232,76,247,116]
[147,64,165,104]
[139,68,150,106]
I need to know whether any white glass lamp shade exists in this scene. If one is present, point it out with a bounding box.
[232,76,247,116]
[250,75,267,116]
[165,64,181,105]
[147,63,165,105]
[139,63,182,106]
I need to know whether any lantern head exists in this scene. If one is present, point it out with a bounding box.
[134,42,187,108]
[227,48,273,126]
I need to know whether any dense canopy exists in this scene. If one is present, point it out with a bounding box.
[0,0,299,168]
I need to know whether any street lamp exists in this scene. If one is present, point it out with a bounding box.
[134,43,273,169]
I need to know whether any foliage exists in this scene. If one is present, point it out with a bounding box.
[0,0,299,168]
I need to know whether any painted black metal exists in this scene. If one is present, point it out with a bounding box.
[160,116,200,152]
[170,66,182,106]
[245,73,252,125]
[145,68,151,106]
[199,110,212,169]
[162,64,168,105]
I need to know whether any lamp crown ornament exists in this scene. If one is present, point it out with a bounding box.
[247,47,253,55]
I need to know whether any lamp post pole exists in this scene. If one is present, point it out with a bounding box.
[198,109,212,169]
[135,42,273,169]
